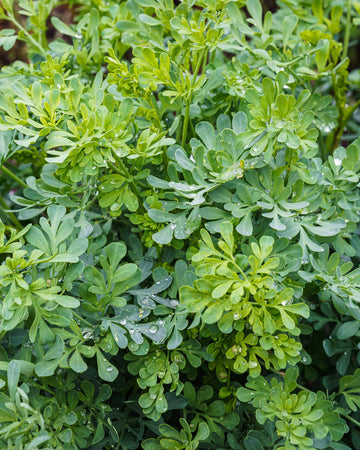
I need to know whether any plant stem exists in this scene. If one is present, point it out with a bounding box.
[32,382,55,395]
[181,47,208,148]
[9,14,47,57]
[0,195,21,229]
[344,413,360,428]
[181,99,191,148]
[342,0,352,60]
[1,165,27,189]
[331,97,360,152]
[73,311,94,329]
[319,131,326,162]
[328,0,354,154]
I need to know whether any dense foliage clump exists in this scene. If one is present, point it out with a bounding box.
[1,0,360,448]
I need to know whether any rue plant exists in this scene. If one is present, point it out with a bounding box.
[1,0,360,448]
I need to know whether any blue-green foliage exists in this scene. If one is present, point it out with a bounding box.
[0,0,360,448]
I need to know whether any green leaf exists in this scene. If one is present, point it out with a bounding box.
[279,309,296,329]
[104,242,126,269]
[69,350,88,373]
[247,0,263,29]
[156,395,168,413]
[336,349,351,375]
[152,224,174,244]
[44,335,64,361]
[109,323,128,348]
[337,321,360,340]
[35,358,61,377]
[139,14,161,26]
[339,369,360,411]
[203,302,225,324]
[196,122,215,149]
[51,294,80,308]
[67,238,88,256]
[195,421,210,441]
[96,349,119,382]
[282,15,298,47]
[51,17,79,37]
[236,212,253,236]
[0,29,17,51]
[315,39,330,72]
[7,360,20,401]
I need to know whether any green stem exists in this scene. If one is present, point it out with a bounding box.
[181,47,208,148]
[202,50,208,75]
[0,195,21,229]
[331,97,360,152]
[181,100,191,148]
[319,131,326,162]
[342,0,352,60]
[331,73,342,112]
[32,382,55,395]
[73,311,94,329]
[232,259,248,281]
[1,165,27,189]
[328,0,353,154]
[344,413,360,428]
[8,14,47,57]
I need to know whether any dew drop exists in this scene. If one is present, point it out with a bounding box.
[110,202,120,211]
[82,331,92,339]
[106,366,114,372]
[120,319,126,325]
[149,325,158,334]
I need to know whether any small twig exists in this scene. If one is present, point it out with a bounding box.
[1,165,27,189]
[8,14,47,57]
[0,195,21,229]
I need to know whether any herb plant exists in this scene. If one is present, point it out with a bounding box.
[1,0,360,448]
